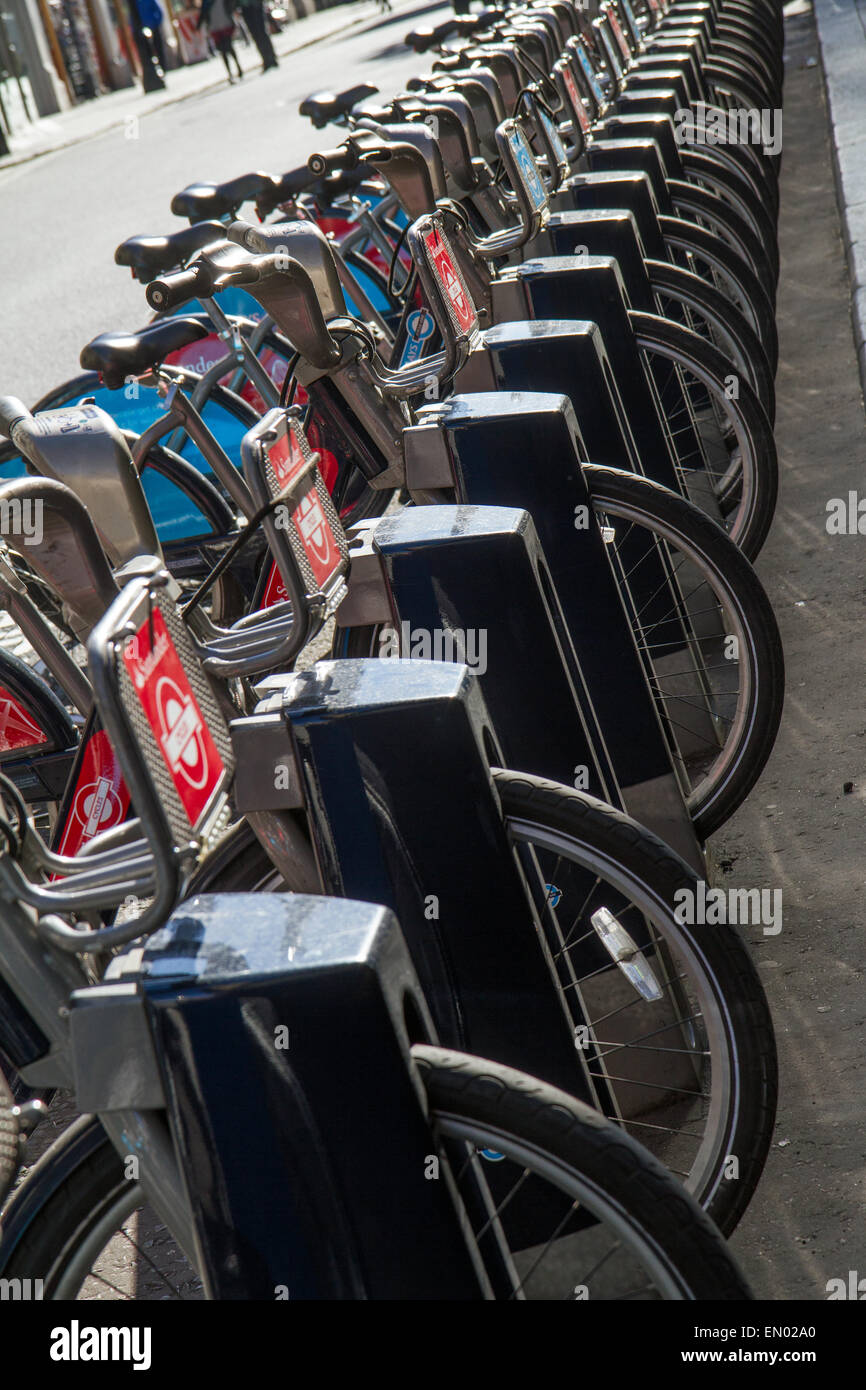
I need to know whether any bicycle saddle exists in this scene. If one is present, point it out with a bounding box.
[80,317,210,390]
[298,82,379,128]
[170,172,275,222]
[115,221,226,281]
[404,19,461,52]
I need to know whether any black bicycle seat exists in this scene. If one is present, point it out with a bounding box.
[80,318,210,390]
[405,18,460,52]
[115,221,226,280]
[299,82,379,128]
[171,172,274,222]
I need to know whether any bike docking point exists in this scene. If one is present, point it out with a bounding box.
[233,656,608,1114]
[551,170,668,260]
[489,247,695,492]
[530,207,657,311]
[129,894,489,1299]
[402,391,706,874]
[336,502,620,804]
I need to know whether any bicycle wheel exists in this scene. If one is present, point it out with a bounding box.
[678,153,779,279]
[660,214,778,372]
[492,771,777,1236]
[418,1046,753,1299]
[669,182,777,309]
[0,1117,205,1301]
[647,258,775,423]
[0,1057,753,1299]
[337,468,783,836]
[192,772,778,1234]
[582,463,784,837]
[630,310,779,560]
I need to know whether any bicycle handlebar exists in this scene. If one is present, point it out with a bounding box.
[256,166,319,217]
[145,265,205,313]
[150,243,343,372]
[0,396,31,441]
[146,255,265,314]
[307,146,357,179]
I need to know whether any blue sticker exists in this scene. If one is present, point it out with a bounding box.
[545,883,562,908]
[598,23,624,78]
[576,42,606,106]
[508,127,547,213]
[399,307,437,366]
[540,109,569,167]
[478,1148,507,1162]
[620,0,639,38]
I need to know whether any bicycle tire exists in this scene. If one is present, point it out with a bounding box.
[647,257,775,422]
[659,213,778,372]
[0,1052,754,1299]
[582,463,785,837]
[678,152,779,278]
[416,1045,754,1299]
[669,181,777,305]
[191,773,778,1234]
[629,309,779,560]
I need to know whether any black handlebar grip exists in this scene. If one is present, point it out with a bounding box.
[146,266,203,312]
[0,396,31,441]
[307,147,355,178]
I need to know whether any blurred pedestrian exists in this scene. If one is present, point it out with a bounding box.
[235,0,278,70]
[136,0,168,72]
[198,0,244,82]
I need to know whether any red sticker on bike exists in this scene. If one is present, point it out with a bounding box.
[0,688,48,752]
[563,66,591,134]
[265,428,342,590]
[607,10,631,61]
[267,423,308,493]
[259,560,288,609]
[56,729,130,858]
[292,491,340,588]
[423,228,478,335]
[122,609,224,827]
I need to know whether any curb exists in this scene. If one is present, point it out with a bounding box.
[0,1,379,172]
[813,0,866,410]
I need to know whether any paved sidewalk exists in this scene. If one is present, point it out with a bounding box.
[0,0,386,170]
[724,4,866,1297]
[814,0,866,406]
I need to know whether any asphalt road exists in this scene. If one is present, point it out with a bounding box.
[0,0,450,404]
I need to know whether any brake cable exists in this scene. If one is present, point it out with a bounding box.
[180,492,293,620]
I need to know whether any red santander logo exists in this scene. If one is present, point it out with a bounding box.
[56,729,130,858]
[122,610,224,827]
[423,228,478,335]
